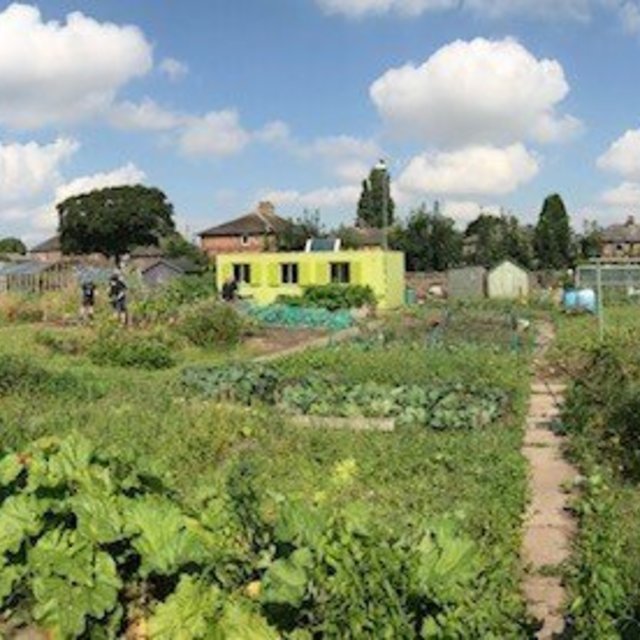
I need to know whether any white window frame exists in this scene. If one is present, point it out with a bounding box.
[280,262,299,285]
[240,234,250,246]
[330,262,350,284]
[233,263,251,284]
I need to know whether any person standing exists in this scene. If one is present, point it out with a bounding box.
[80,279,96,321]
[221,275,238,302]
[108,270,128,325]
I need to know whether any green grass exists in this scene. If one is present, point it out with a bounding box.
[0,314,534,636]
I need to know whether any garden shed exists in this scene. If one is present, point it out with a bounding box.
[487,260,529,300]
[447,266,486,300]
[140,258,201,288]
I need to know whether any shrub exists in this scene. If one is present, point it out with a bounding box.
[0,353,101,398]
[178,301,243,347]
[35,328,89,355]
[280,284,376,311]
[89,326,176,369]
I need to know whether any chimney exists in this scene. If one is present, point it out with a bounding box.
[257,201,275,218]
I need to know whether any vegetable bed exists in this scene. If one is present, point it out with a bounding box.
[182,363,508,430]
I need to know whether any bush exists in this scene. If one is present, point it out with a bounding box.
[279,284,376,311]
[35,328,89,355]
[0,353,101,398]
[178,301,243,347]
[89,326,176,369]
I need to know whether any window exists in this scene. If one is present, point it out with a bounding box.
[280,263,299,284]
[233,263,251,284]
[241,234,250,246]
[330,262,350,284]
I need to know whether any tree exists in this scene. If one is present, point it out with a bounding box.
[534,194,573,269]
[357,163,395,228]
[577,220,603,260]
[464,213,533,268]
[0,237,26,254]
[162,233,209,267]
[392,205,462,272]
[276,209,323,251]
[57,185,175,264]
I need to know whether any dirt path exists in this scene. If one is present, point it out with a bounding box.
[522,322,577,639]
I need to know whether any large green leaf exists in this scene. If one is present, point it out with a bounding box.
[414,521,480,603]
[123,496,211,576]
[31,532,121,638]
[70,493,124,545]
[261,548,313,607]
[211,601,279,640]
[0,452,23,486]
[148,575,222,640]
[0,494,44,555]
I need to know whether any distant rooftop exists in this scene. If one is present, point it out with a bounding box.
[198,201,289,237]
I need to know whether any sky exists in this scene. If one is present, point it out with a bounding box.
[1,0,640,246]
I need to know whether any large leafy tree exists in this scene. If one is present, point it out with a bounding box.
[0,236,26,254]
[465,213,533,268]
[357,164,395,228]
[392,205,462,271]
[534,194,573,269]
[57,185,175,264]
[276,209,323,251]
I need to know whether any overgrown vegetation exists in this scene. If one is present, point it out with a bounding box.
[177,301,244,347]
[278,283,376,310]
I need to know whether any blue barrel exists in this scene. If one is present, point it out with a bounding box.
[576,289,596,314]
[562,289,578,310]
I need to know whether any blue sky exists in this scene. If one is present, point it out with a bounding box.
[1,0,640,246]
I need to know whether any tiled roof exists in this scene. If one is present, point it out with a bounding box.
[602,220,640,243]
[30,235,61,253]
[199,211,289,237]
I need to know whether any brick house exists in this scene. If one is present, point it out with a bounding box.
[30,235,63,262]
[198,201,289,259]
[601,216,640,257]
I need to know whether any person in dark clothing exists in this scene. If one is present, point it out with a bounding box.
[108,271,128,324]
[221,276,238,302]
[80,280,96,320]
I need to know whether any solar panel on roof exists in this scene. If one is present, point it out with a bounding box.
[306,238,340,252]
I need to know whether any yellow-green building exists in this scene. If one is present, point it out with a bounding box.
[216,249,405,309]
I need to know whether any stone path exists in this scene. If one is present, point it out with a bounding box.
[522,324,577,638]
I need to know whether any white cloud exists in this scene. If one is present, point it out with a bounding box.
[371,38,580,147]
[178,110,251,158]
[597,129,640,179]
[601,181,640,208]
[301,135,382,182]
[0,3,152,128]
[317,0,640,26]
[0,138,78,205]
[262,185,360,210]
[440,200,503,225]
[255,120,292,144]
[32,162,147,232]
[397,144,539,196]
[109,99,186,131]
[159,57,189,81]
[316,0,456,18]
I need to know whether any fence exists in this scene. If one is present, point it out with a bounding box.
[0,262,74,294]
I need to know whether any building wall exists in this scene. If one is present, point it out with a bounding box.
[200,234,276,258]
[447,267,486,300]
[487,261,529,299]
[216,249,405,309]
[30,250,63,263]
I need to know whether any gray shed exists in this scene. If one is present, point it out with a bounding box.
[447,266,487,300]
[140,258,200,287]
[487,260,529,299]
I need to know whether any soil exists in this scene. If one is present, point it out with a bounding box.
[522,322,577,639]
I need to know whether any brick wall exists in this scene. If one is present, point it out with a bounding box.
[201,234,277,258]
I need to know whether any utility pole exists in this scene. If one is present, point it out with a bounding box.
[376,159,389,250]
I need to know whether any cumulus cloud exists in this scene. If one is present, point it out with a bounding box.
[159,57,189,81]
[440,200,503,225]
[109,99,186,131]
[316,0,640,27]
[371,38,581,147]
[32,162,147,232]
[261,185,360,210]
[178,110,251,158]
[316,0,457,17]
[597,129,640,179]
[300,135,382,182]
[0,3,152,128]
[255,120,292,144]
[397,144,539,197]
[601,181,640,208]
[0,138,78,205]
